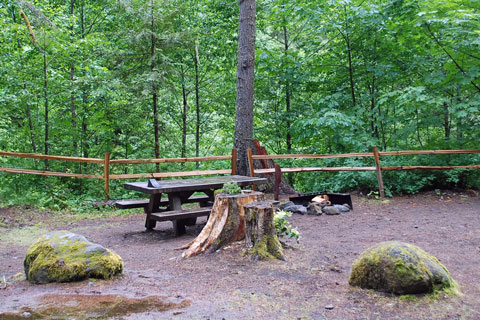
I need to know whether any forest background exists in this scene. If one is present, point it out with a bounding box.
[0,0,479,210]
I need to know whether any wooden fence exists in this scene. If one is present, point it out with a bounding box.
[247,147,480,199]
[1,147,479,200]
[0,149,237,199]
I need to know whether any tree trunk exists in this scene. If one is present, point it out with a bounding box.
[194,43,201,168]
[43,50,49,170]
[181,63,188,159]
[283,26,292,153]
[151,1,160,171]
[180,191,263,258]
[70,0,78,156]
[244,201,284,260]
[343,5,356,107]
[234,0,256,176]
[443,101,450,140]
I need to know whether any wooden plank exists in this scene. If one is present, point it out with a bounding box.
[149,207,212,222]
[123,175,267,194]
[379,149,480,156]
[104,152,111,199]
[382,165,480,171]
[0,167,102,178]
[252,152,373,160]
[0,151,103,163]
[231,148,237,175]
[115,195,211,209]
[110,169,231,180]
[373,146,385,198]
[254,167,377,174]
[110,155,232,164]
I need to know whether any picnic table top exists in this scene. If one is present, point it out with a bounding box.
[124,175,267,194]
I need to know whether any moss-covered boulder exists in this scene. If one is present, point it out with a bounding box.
[349,241,458,295]
[24,231,123,284]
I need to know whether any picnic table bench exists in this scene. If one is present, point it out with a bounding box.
[123,175,266,236]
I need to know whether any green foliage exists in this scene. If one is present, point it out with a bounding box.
[215,182,242,195]
[0,0,478,210]
[274,210,300,243]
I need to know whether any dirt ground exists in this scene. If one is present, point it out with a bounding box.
[1,191,479,320]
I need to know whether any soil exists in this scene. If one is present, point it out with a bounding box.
[0,191,479,320]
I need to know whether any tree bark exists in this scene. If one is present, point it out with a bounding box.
[151,0,160,171]
[180,191,263,258]
[181,63,188,159]
[283,26,292,153]
[244,201,284,260]
[43,50,49,170]
[234,0,256,176]
[194,43,201,168]
[70,0,78,156]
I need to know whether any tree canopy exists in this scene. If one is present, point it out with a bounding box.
[0,0,479,207]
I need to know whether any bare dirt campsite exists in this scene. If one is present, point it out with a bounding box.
[1,191,479,320]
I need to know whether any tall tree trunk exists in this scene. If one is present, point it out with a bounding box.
[443,101,450,140]
[151,0,160,171]
[343,5,356,107]
[181,63,188,159]
[43,50,49,170]
[283,26,292,153]
[70,0,78,156]
[194,43,201,168]
[234,0,256,176]
[80,0,88,161]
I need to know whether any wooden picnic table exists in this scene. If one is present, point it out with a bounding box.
[123,175,267,236]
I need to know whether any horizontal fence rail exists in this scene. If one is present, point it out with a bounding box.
[0,149,238,199]
[248,147,480,199]
[1,147,479,200]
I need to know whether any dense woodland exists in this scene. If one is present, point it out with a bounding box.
[0,0,479,208]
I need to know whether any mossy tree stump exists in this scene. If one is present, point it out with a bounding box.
[244,201,284,260]
[181,191,263,258]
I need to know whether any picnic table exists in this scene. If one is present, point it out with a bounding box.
[123,175,267,236]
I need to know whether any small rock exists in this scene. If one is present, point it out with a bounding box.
[307,203,323,216]
[325,304,334,310]
[333,204,350,212]
[278,201,295,210]
[21,312,31,318]
[323,206,341,215]
[283,204,307,215]
[342,203,351,210]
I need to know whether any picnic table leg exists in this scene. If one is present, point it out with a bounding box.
[169,193,188,236]
[145,193,161,230]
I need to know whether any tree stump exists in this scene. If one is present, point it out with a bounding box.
[244,201,284,260]
[180,191,263,258]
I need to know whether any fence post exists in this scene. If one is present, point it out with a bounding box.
[231,148,237,175]
[247,148,256,191]
[373,146,385,198]
[104,152,111,200]
[274,163,281,201]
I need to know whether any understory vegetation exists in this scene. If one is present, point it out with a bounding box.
[0,0,479,209]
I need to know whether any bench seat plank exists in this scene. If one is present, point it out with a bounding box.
[150,207,212,222]
[115,195,210,209]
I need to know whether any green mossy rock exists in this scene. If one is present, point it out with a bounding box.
[349,241,458,295]
[24,231,123,284]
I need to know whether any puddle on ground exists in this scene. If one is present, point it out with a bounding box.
[0,294,191,319]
